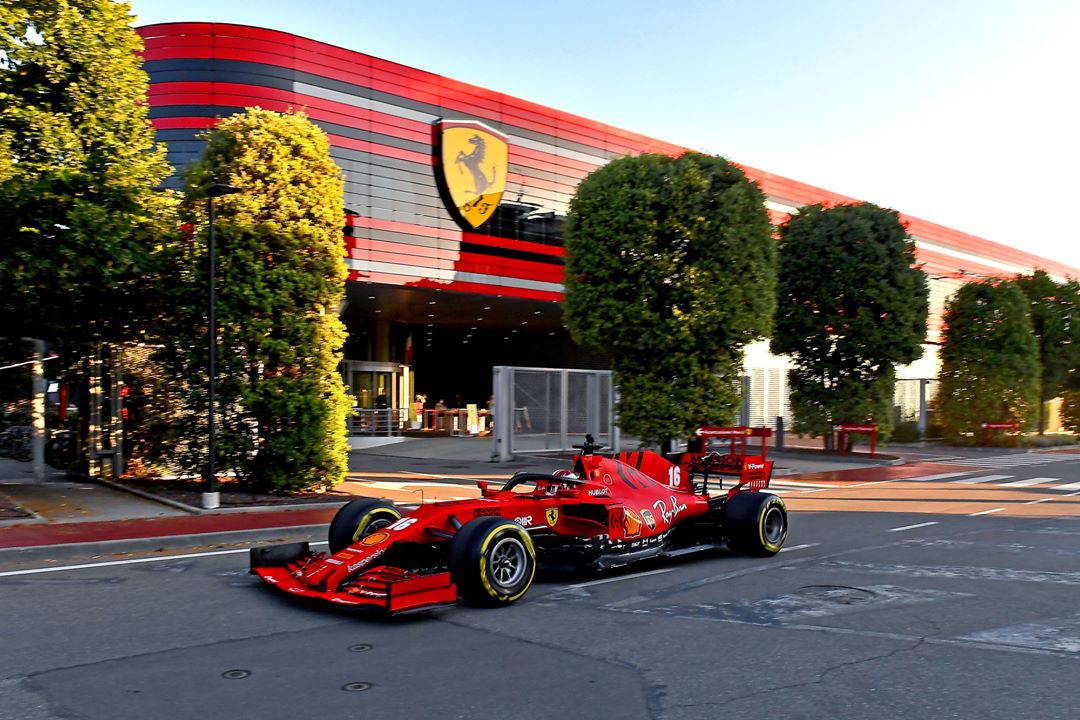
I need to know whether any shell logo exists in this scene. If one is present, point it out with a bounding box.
[360,532,389,546]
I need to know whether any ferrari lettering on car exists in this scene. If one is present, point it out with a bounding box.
[250,436,788,614]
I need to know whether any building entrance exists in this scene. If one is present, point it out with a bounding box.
[344,361,413,433]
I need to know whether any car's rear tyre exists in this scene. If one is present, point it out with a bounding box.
[450,517,536,606]
[328,499,401,554]
[723,492,787,556]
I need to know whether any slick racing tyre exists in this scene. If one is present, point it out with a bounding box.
[723,492,788,556]
[328,499,401,554]
[450,517,537,606]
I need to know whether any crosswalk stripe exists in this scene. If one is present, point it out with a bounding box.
[906,472,974,482]
[1001,477,1057,487]
[948,455,1076,468]
[954,474,1013,484]
[1051,481,1080,491]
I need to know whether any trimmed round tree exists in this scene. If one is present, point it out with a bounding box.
[934,280,1040,442]
[771,203,929,444]
[564,151,776,447]
[1013,271,1080,434]
[174,108,351,492]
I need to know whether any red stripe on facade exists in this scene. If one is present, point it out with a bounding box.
[913,246,1016,280]
[138,23,1080,282]
[349,238,459,262]
[459,232,564,259]
[344,270,562,302]
[457,253,565,284]
[151,116,216,130]
[347,216,460,241]
[324,134,432,166]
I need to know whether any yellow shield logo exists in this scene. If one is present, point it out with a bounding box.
[436,119,508,230]
[546,508,559,526]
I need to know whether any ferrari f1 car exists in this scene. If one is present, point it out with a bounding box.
[250,436,788,613]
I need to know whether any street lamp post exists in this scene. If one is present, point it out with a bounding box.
[203,183,241,510]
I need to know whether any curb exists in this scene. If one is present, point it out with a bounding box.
[0,524,327,564]
[85,474,349,516]
[92,475,202,514]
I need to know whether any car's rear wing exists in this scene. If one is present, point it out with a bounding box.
[674,452,774,496]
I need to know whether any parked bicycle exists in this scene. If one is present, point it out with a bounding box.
[1,426,33,462]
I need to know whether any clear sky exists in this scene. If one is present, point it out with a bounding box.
[132,0,1080,273]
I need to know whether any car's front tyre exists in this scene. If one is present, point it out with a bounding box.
[450,517,536,606]
[328,499,401,554]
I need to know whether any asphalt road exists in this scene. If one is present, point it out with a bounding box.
[3,452,1079,720]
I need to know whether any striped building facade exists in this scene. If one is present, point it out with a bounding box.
[139,23,1080,420]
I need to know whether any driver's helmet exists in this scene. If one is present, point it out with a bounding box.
[547,469,578,494]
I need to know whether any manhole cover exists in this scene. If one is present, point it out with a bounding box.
[349,643,373,653]
[222,669,251,680]
[343,682,374,692]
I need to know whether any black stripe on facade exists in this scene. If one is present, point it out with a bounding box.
[144,58,621,162]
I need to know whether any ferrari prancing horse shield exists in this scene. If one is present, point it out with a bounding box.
[436,120,508,230]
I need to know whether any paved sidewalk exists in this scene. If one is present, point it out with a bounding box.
[0,438,903,562]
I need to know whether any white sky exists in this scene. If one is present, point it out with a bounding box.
[131,0,1080,273]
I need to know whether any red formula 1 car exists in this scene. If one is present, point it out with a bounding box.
[250,436,788,614]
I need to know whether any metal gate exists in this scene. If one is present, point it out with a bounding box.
[491,366,616,462]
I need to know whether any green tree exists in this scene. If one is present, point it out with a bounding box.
[1061,390,1080,433]
[934,280,1040,442]
[771,203,928,445]
[163,108,351,492]
[0,0,173,350]
[564,151,776,446]
[1014,271,1080,433]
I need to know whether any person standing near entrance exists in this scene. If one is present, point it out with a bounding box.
[375,391,389,432]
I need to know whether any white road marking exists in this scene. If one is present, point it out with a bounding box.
[1026,497,1056,505]
[948,455,1077,468]
[906,472,975,482]
[888,521,940,532]
[1001,477,1056,487]
[565,567,674,589]
[970,508,1005,516]
[778,543,818,552]
[954,474,1013,484]
[1051,481,1080,491]
[0,541,330,578]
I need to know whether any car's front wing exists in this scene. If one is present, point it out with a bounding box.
[250,544,458,613]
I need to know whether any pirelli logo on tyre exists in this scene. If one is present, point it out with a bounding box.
[434,119,508,230]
